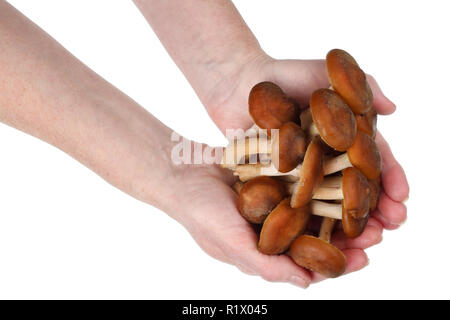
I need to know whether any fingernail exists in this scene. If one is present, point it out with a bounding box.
[402,196,409,204]
[289,276,309,289]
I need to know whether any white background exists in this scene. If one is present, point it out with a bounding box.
[0,0,447,299]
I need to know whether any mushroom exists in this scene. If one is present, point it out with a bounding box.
[233,130,381,181]
[237,176,287,224]
[340,167,371,219]
[289,217,346,278]
[308,198,369,239]
[295,167,371,238]
[249,82,300,135]
[326,49,373,115]
[323,130,382,180]
[258,198,310,255]
[290,136,324,208]
[356,107,377,139]
[221,134,269,169]
[303,88,357,152]
[283,168,370,219]
[221,122,306,172]
[271,122,307,172]
[233,162,301,182]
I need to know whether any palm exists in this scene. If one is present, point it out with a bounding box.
[175,165,256,265]
[182,58,409,286]
[177,164,312,282]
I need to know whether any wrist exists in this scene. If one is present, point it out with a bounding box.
[200,49,274,132]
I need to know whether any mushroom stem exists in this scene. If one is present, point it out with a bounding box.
[221,135,272,168]
[285,182,343,200]
[312,187,343,200]
[233,154,352,180]
[234,163,301,182]
[320,175,343,188]
[308,123,320,138]
[310,200,342,220]
[319,217,336,243]
[323,153,352,175]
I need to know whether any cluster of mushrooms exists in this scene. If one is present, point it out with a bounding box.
[222,49,381,278]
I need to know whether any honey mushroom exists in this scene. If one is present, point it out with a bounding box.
[310,200,370,239]
[302,88,357,152]
[302,167,371,238]
[289,217,346,278]
[225,50,387,277]
[221,122,306,172]
[248,82,300,135]
[257,198,310,255]
[290,136,324,208]
[233,129,381,182]
[237,174,347,201]
[326,49,373,115]
[284,167,371,218]
[237,176,286,224]
[323,130,382,180]
[356,107,377,139]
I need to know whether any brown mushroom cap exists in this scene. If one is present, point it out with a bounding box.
[342,211,370,239]
[290,136,324,208]
[342,167,370,219]
[238,176,287,224]
[368,177,381,211]
[356,107,377,139]
[249,82,300,133]
[326,49,373,114]
[272,122,307,173]
[347,130,382,180]
[289,235,346,278]
[310,89,357,151]
[258,198,310,255]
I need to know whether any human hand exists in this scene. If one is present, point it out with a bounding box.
[193,54,409,285]
[133,0,408,286]
[169,151,391,287]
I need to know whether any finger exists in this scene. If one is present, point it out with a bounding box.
[376,191,407,225]
[331,217,383,250]
[371,209,402,230]
[311,248,368,283]
[233,244,312,288]
[248,251,312,288]
[366,75,396,115]
[376,132,410,202]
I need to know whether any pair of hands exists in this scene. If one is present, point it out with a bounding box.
[171,54,409,288]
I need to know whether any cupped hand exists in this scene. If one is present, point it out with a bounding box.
[172,163,383,288]
[178,54,409,287]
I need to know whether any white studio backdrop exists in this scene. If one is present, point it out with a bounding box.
[0,0,447,299]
